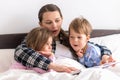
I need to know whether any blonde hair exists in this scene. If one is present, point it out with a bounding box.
[69,16,92,36]
[26,27,53,51]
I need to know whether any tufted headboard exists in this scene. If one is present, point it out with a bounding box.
[0,29,120,49]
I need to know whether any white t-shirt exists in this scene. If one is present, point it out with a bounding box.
[55,41,74,59]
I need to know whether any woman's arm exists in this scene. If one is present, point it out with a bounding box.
[14,40,51,70]
[48,62,77,73]
[14,40,77,72]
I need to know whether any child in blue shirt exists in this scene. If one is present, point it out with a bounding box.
[68,16,114,68]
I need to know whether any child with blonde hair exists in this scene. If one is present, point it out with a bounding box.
[11,27,55,73]
[69,17,115,67]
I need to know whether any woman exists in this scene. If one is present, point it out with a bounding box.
[14,4,112,73]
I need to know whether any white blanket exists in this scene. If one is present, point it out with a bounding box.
[0,58,120,80]
[0,34,120,80]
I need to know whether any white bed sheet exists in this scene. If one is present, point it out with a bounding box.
[0,49,14,73]
[0,58,120,80]
[0,33,120,80]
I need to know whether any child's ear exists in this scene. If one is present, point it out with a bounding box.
[87,35,90,41]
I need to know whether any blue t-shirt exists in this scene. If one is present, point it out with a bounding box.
[78,42,101,68]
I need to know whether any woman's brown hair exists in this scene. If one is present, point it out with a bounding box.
[38,4,69,47]
[38,4,63,23]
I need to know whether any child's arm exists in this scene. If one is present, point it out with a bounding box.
[100,55,115,64]
[88,42,112,57]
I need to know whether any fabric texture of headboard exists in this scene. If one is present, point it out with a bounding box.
[0,29,120,49]
[0,33,27,49]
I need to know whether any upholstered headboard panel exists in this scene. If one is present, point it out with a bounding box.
[90,29,120,38]
[0,29,120,49]
[0,33,27,49]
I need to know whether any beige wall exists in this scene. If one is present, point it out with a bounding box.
[0,0,120,34]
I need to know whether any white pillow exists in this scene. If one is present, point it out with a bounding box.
[90,34,120,61]
[0,49,15,73]
[55,58,85,70]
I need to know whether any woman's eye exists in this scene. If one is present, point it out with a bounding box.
[45,22,52,24]
[55,20,60,23]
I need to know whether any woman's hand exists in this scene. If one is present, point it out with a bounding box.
[48,62,78,73]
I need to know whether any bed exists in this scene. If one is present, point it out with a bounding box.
[0,29,120,80]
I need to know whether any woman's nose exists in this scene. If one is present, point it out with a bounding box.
[52,22,57,28]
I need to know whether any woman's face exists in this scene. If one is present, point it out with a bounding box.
[39,11,63,37]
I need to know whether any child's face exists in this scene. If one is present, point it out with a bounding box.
[41,37,53,52]
[69,29,90,53]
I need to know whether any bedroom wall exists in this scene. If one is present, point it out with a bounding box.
[0,0,120,34]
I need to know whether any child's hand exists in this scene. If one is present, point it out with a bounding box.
[76,49,84,57]
[100,55,116,66]
[38,51,53,58]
